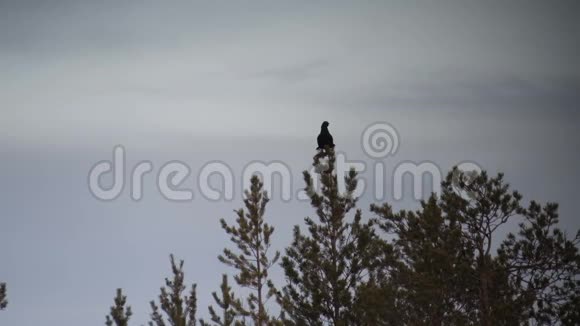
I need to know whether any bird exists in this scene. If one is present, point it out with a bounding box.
[316,121,335,150]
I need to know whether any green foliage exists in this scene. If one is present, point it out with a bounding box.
[105,289,132,326]
[370,196,477,325]
[149,254,198,326]
[498,201,580,324]
[200,275,246,326]
[440,168,577,325]
[216,175,281,325]
[98,153,580,326]
[0,282,7,311]
[368,167,580,325]
[280,149,378,325]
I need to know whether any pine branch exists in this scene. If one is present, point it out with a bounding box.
[218,175,281,325]
[0,283,7,311]
[105,288,132,326]
[149,254,197,326]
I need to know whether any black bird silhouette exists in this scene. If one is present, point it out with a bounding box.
[316,121,335,150]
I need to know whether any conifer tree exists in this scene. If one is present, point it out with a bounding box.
[149,254,198,326]
[441,169,524,325]
[105,288,132,326]
[280,148,377,325]
[0,282,7,311]
[497,201,580,324]
[200,274,246,326]
[370,168,580,325]
[217,175,280,325]
[370,195,477,325]
[93,151,580,325]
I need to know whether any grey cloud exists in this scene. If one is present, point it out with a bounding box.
[247,59,329,84]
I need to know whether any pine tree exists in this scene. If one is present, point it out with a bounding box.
[217,175,280,325]
[441,169,524,325]
[200,274,246,326]
[149,254,198,326]
[371,196,478,325]
[280,149,377,325]
[497,201,580,324]
[370,168,580,325]
[93,150,579,325]
[0,282,7,311]
[105,288,132,326]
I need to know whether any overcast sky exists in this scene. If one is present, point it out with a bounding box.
[0,1,579,325]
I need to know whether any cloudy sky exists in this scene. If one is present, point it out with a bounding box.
[0,1,579,325]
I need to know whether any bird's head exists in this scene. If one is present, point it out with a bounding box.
[321,121,330,128]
